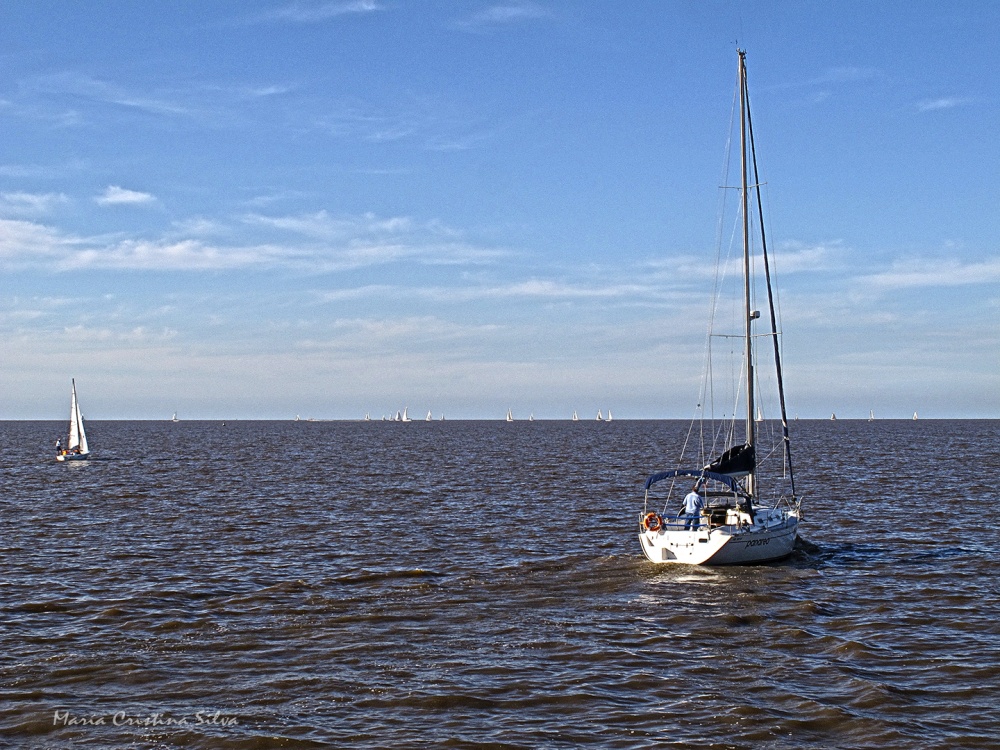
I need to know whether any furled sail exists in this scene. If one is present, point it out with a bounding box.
[705,443,755,477]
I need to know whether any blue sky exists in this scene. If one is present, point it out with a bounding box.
[1,1,997,419]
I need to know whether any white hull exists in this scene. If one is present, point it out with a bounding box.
[639,507,798,565]
[56,452,90,462]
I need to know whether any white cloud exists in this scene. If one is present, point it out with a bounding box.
[456,2,552,31]
[860,257,1000,289]
[95,185,156,206]
[917,97,970,112]
[266,1,383,23]
[0,191,70,217]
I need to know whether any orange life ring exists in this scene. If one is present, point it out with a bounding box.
[642,512,662,532]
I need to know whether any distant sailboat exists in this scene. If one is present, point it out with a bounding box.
[506,408,513,422]
[913,412,919,420]
[171,412,179,423]
[401,407,411,422]
[597,410,604,421]
[831,413,837,420]
[869,410,875,422]
[56,379,90,462]
[365,412,371,421]
[572,410,579,421]
[529,413,534,422]
[606,410,613,422]
[755,407,763,423]
[426,410,432,421]
[394,410,402,422]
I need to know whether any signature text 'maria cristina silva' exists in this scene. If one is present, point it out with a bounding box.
[53,710,238,728]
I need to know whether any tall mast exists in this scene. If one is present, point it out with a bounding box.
[739,49,755,497]
[744,66,797,500]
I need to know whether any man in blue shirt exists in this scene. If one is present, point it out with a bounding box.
[683,482,704,530]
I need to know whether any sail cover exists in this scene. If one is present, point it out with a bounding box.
[705,443,755,477]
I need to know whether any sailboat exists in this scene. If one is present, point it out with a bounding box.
[56,379,91,462]
[529,413,534,422]
[426,410,432,421]
[869,410,875,422]
[596,410,604,421]
[913,412,919,420]
[572,410,579,421]
[171,412,179,423]
[506,408,513,422]
[639,50,800,565]
[401,407,411,423]
[606,410,613,422]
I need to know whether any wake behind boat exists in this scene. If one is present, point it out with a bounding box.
[639,50,801,566]
[56,379,91,462]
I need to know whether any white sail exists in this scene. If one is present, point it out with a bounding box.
[572,411,579,421]
[506,408,513,422]
[58,379,91,461]
[607,410,613,421]
[401,407,411,422]
[426,410,432,421]
[596,410,603,421]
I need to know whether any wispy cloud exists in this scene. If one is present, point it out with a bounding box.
[31,72,195,118]
[95,185,156,206]
[860,256,1000,289]
[261,1,384,24]
[0,211,504,272]
[0,191,70,217]
[916,96,970,112]
[455,2,552,32]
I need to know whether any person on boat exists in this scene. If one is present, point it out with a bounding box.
[682,482,705,530]
[55,438,62,455]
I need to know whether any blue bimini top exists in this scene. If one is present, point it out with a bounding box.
[643,468,745,494]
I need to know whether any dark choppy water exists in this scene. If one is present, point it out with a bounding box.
[1,419,998,749]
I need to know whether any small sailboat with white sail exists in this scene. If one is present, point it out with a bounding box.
[426,410,432,421]
[56,379,91,462]
[572,410,579,422]
[596,410,604,421]
[606,410,613,422]
[506,408,513,422]
[639,50,800,565]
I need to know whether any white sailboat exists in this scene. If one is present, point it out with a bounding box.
[171,412,179,423]
[529,413,534,422]
[596,410,604,421]
[913,412,919,420]
[506,408,513,422]
[56,379,91,462]
[426,410,432,421]
[606,410,613,422]
[401,407,411,422]
[639,50,800,566]
[869,410,875,422]
[572,410,579,421]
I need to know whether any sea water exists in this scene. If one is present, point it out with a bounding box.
[1,419,997,748]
